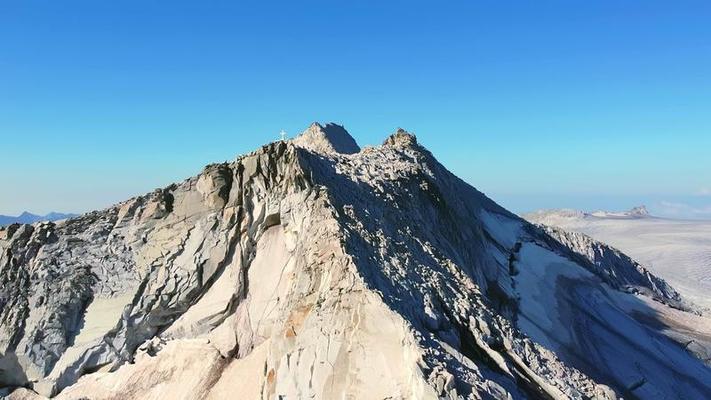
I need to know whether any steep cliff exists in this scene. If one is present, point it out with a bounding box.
[2,123,710,399]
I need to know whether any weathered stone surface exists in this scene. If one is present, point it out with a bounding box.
[291,122,360,154]
[534,224,689,310]
[196,163,233,209]
[1,123,710,399]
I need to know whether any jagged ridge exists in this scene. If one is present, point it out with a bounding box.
[1,123,710,399]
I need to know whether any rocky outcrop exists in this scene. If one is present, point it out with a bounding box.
[291,122,360,154]
[627,205,650,217]
[1,123,710,399]
[382,128,419,147]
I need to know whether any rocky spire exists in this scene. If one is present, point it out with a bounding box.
[383,128,417,148]
[291,122,360,155]
[628,205,650,217]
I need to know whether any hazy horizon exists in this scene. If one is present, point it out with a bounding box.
[1,126,709,220]
[2,1,710,219]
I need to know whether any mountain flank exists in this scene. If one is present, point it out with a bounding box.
[1,123,710,399]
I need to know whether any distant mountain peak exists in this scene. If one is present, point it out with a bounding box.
[590,205,652,219]
[0,211,77,227]
[524,205,653,224]
[628,205,650,216]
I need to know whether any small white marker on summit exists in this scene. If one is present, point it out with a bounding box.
[279,130,287,141]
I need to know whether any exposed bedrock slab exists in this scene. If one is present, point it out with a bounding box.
[1,123,710,399]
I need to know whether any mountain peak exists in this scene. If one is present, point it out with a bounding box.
[383,128,417,148]
[292,122,360,155]
[1,125,708,400]
[628,205,649,217]
[589,205,653,219]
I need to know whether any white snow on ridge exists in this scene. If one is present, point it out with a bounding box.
[515,242,711,398]
[523,207,711,310]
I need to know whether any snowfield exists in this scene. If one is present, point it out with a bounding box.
[523,208,711,311]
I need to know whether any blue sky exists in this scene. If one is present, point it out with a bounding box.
[1,1,710,218]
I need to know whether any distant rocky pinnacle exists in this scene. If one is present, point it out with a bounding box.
[1,123,710,399]
[627,205,650,217]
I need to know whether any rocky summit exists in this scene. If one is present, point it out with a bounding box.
[1,123,710,399]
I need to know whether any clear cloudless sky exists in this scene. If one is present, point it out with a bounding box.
[1,0,710,218]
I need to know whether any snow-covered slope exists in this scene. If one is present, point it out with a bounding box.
[524,207,711,311]
[2,124,710,399]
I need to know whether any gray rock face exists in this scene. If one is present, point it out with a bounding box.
[291,122,360,154]
[531,224,688,311]
[1,123,710,399]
